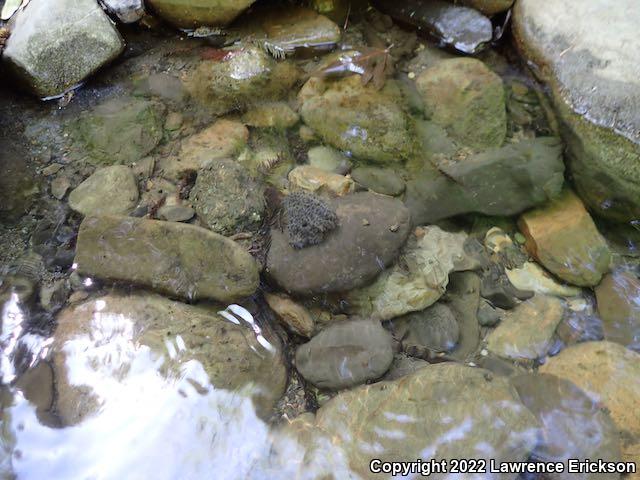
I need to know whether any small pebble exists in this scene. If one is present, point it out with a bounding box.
[389,224,399,232]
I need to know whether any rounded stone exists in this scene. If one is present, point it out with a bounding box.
[266,192,411,294]
[68,165,139,217]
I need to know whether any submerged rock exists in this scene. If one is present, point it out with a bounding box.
[315,364,539,479]
[351,166,405,196]
[513,0,640,222]
[146,0,255,28]
[416,58,506,150]
[540,341,640,468]
[485,295,565,361]
[295,318,393,390]
[0,144,39,221]
[345,226,479,321]
[68,165,139,217]
[506,261,582,298]
[2,0,124,97]
[52,292,286,423]
[267,192,411,294]
[595,271,640,352]
[372,0,492,54]
[264,292,315,337]
[307,146,352,174]
[405,137,565,224]
[74,215,259,302]
[70,97,166,166]
[249,6,342,57]
[512,373,621,479]
[159,120,248,179]
[391,302,460,353]
[184,46,298,115]
[189,159,265,236]
[242,102,299,130]
[287,166,355,197]
[519,189,611,287]
[298,76,417,165]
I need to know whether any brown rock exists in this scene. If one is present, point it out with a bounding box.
[74,215,259,302]
[158,120,249,179]
[486,295,565,361]
[540,341,640,467]
[595,270,640,352]
[265,292,315,337]
[519,190,610,286]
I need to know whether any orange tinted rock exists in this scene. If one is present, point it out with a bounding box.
[518,190,610,287]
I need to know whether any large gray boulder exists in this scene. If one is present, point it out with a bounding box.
[2,0,124,97]
[74,215,260,302]
[513,0,640,222]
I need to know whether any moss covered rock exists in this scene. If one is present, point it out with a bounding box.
[415,57,506,150]
[184,46,298,115]
[70,96,166,166]
[298,76,417,164]
[513,0,640,222]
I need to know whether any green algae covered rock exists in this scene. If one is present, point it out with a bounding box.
[184,46,298,115]
[416,57,506,150]
[298,75,417,165]
[70,97,166,166]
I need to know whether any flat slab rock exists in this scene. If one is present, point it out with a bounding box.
[74,215,259,302]
[266,192,411,294]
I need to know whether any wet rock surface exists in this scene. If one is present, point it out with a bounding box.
[595,270,640,352]
[391,302,460,353]
[315,364,539,479]
[68,165,139,217]
[74,215,259,302]
[513,0,640,222]
[267,192,411,294]
[346,226,480,321]
[372,0,492,54]
[189,159,265,236]
[511,373,622,479]
[540,341,640,468]
[416,58,506,150]
[184,46,298,115]
[486,295,565,361]
[298,76,416,165]
[146,0,255,28]
[295,318,393,390]
[351,167,405,196]
[405,137,565,224]
[70,96,166,166]
[52,292,286,423]
[2,0,124,97]
[519,189,611,287]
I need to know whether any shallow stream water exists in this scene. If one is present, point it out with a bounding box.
[1,1,640,479]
